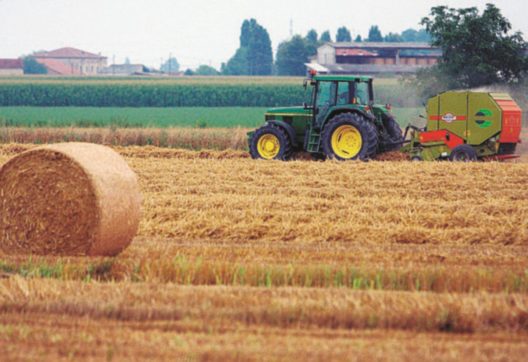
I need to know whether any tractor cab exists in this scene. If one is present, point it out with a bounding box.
[306,75,374,130]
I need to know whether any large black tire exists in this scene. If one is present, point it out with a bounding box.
[381,116,404,152]
[321,113,378,161]
[365,121,379,156]
[449,144,478,162]
[249,124,293,160]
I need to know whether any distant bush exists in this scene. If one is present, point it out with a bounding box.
[195,120,208,128]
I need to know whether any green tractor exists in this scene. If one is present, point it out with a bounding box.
[248,74,403,161]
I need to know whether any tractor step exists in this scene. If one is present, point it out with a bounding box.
[306,132,321,153]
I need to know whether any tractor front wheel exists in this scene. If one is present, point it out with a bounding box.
[449,145,478,162]
[249,124,292,160]
[321,113,378,161]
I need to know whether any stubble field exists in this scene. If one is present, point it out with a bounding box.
[0,144,527,361]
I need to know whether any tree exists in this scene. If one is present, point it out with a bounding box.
[367,26,383,42]
[247,20,273,75]
[184,69,194,76]
[124,57,131,65]
[305,29,320,56]
[336,27,352,42]
[402,28,431,42]
[401,28,418,42]
[222,47,249,75]
[195,65,219,76]
[320,31,332,43]
[420,3,527,91]
[23,57,47,74]
[415,29,432,42]
[240,20,252,47]
[223,19,273,75]
[384,32,403,42]
[161,57,180,73]
[306,29,318,44]
[355,35,363,42]
[276,35,310,76]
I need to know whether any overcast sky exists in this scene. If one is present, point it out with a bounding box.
[0,0,526,69]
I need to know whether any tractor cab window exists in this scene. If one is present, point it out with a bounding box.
[316,81,336,108]
[336,81,352,105]
[355,82,370,105]
[305,83,316,107]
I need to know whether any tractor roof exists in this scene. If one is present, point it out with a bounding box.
[313,74,372,82]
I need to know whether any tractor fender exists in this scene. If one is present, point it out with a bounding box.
[266,120,298,147]
[359,109,376,121]
[322,108,376,129]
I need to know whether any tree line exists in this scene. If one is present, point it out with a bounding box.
[214,20,431,76]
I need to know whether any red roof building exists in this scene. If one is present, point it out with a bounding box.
[0,59,24,75]
[35,58,80,75]
[34,47,106,60]
[34,47,107,76]
[313,42,442,75]
[335,49,377,57]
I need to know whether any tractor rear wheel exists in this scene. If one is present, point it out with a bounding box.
[449,145,478,162]
[381,116,404,152]
[249,124,292,160]
[321,113,378,161]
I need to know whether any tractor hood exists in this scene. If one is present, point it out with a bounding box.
[265,106,312,116]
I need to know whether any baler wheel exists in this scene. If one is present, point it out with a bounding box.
[449,145,478,162]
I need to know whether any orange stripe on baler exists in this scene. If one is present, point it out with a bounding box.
[418,130,465,149]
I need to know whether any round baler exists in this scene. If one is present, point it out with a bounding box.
[402,91,523,161]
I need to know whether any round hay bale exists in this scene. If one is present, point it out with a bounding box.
[0,143,142,256]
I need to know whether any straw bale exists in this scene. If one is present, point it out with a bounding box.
[0,143,141,256]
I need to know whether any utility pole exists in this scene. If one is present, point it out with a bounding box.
[112,55,115,76]
[168,52,172,75]
[289,19,293,38]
